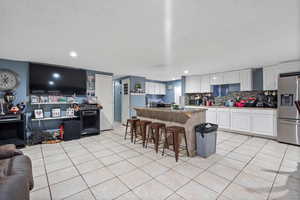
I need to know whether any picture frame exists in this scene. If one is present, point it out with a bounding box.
[31,95,39,104]
[34,109,44,119]
[40,96,49,103]
[51,108,61,118]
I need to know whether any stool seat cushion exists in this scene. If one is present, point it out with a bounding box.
[166,126,185,133]
[150,122,166,128]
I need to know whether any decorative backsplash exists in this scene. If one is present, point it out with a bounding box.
[214,91,276,105]
[186,90,277,107]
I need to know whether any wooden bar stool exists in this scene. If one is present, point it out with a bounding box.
[124,118,142,143]
[138,120,152,147]
[146,122,167,153]
[163,126,189,162]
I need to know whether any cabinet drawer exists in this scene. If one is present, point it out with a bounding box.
[251,109,276,115]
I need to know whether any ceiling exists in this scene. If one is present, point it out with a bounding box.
[0,0,299,80]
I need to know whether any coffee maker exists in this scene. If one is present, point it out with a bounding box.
[4,92,15,110]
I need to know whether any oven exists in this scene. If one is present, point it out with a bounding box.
[80,107,100,135]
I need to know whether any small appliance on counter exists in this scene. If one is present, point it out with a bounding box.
[225,100,235,107]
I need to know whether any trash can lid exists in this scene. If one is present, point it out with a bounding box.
[195,123,218,133]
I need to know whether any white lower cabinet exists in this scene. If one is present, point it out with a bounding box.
[210,107,277,137]
[185,105,277,138]
[250,110,277,137]
[217,109,231,129]
[206,108,217,124]
[231,109,251,132]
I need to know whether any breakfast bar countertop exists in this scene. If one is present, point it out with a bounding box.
[134,107,207,156]
[134,107,206,124]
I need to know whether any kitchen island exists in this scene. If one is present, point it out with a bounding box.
[134,107,207,156]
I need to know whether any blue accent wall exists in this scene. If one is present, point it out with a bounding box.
[130,94,146,116]
[0,59,29,104]
[130,76,146,92]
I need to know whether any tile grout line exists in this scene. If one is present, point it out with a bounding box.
[161,132,247,200]
[59,142,98,200]
[77,136,140,200]
[40,144,54,200]
[266,144,288,200]
[215,136,273,200]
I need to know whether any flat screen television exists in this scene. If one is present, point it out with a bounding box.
[29,63,87,95]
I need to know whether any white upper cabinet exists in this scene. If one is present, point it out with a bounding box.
[185,75,201,93]
[263,61,299,91]
[277,61,300,74]
[145,82,166,95]
[223,71,240,84]
[158,83,166,95]
[210,73,224,85]
[200,75,211,93]
[263,66,279,91]
[240,69,252,91]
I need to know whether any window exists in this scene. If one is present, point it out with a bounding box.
[213,84,240,97]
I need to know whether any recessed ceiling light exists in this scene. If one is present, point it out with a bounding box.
[184,70,189,74]
[49,81,54,85]
[69,51,78,58]
[53,73,60,78]
[172,78,176,80]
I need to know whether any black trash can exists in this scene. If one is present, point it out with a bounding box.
[195,123,218,158]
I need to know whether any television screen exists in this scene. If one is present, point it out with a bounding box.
[29,63,87,95]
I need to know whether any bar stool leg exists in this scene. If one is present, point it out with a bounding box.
[162,131,168,156]
[145,126,152,148]
[173,132,179,162]
[134,121,142,144]
[155,128,160,153]
[130,122,134,143]
[162,128,169,156]
[142,125,147,147]
[183,131,190,157]
[124,121,129,140]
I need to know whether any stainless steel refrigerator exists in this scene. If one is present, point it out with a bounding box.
[277,75,300,145]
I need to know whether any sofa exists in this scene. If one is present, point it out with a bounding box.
[0,144,34,200]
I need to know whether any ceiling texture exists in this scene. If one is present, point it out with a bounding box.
[0,0,299,80]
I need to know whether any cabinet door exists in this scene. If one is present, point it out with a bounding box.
[223,71,240,84]
[263,66,279,90]
[154,83,160,94]
[277,61,300,74]
[160,83,166,95]
[185,76,201,93]
[206,109,217,124]
[210,73,223,85]
[149,82,156,94]
[240,69,252,91]
[251,114,274,136]
[200,75,211,93]
[145,82,150,94]
[217,109,231,129]
[251,110,277,136]
[231,109,251,132]
[157,83,161,95]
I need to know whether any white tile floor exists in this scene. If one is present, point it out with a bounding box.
[24,125,300,200]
